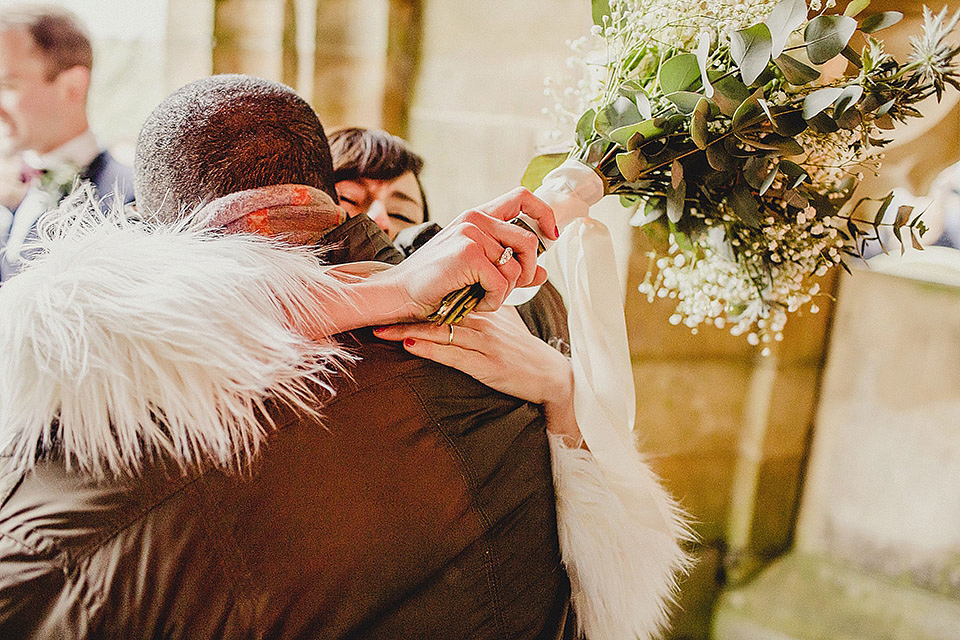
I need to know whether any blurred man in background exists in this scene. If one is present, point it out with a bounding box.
[0,4,133,283]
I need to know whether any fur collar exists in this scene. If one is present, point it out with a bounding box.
[0,189,351,477]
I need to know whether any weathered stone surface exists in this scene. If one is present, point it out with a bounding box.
[798,265,960,593]
[714,554,960,640]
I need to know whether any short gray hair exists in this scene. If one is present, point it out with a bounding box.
[134,74,339,223]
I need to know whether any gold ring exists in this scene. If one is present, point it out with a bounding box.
[447,324,455,345]
[496,246,514,266]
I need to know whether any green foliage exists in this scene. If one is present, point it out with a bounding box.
[522,0,960,313]
[591,0,611,26]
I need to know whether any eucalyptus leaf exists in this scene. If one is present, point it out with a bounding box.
[765,0,809,58]
[807,111,839,133]
[876,98,896,115]
[631,200,664,226]
[659,53,701,93]
[616,150,649,182]
[592,0,611,26]
[692,97,711,149]
[671,159,684,189]
[758,98,774,124]
[696,31,715,98]
[619,86,653,120]
[585,138,609,165]
[773,109,808,136]
[521,153,568,191]
[666,179,686,223]
[595,96,642,133]
[834,85,864,117]
[730,23,773,85]
[732,88,768,131]
[760,164,779,195]
[774,53,821,84]
[836,107,862,129]
[874,112,895,129]
[636,91,652,119]
[802,86,844,119]
[779,159,809,189]
[575,108,596,144]
[666,90,704,114]
[731,183,761,227]
[706,143,735,171]
[861,11,902,33]
[785,189,809,208]
[712,75,751,116]
[608,117,670,147]
[804,15,858,64]
[744,155,770,190]
[754,134,805,155]
[844,0,871,17]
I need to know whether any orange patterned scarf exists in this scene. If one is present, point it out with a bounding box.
[194,184,347,245]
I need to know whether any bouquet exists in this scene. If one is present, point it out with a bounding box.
[524,0,960,349]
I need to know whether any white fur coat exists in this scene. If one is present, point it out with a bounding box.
[0,192,350,477]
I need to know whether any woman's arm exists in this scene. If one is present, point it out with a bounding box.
[318,187,559,333]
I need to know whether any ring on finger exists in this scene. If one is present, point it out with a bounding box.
[496,246,514,266]
[447,324,455,345]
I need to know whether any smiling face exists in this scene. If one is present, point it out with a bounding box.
[0,28,60,153]
[0,26,88,154]
[335,170,425,240]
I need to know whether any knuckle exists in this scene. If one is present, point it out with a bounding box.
[461,210,487,226]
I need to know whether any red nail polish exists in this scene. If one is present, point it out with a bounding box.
[403,338,416,347]
[373,326,385,334]
[553,225,560,239]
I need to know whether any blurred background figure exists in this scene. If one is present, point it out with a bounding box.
[328,126,428,242]
[0,3,133,283]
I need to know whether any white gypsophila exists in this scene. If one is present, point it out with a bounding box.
[797,127,883,193]
[638,211,839,347]
[543,0,781,143]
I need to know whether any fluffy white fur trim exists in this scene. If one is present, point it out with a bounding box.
[0,190,353,477]
[550,434,694,639]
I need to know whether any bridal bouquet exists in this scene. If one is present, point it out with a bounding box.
[525,0,960,348]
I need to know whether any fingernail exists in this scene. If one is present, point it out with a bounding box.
[403,338,416,347]
[553,225,560,239]
[372,326,385,334]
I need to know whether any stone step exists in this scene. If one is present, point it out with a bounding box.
[712,553,960,640]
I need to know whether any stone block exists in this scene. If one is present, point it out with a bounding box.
[713,553,960,640]
[654,453,735,543]
[797,267,960,594]
[667,544,722,640]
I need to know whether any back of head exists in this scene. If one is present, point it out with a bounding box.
[134,74,338,223]
[0,4,92,79]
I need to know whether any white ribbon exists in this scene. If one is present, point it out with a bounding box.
[530,160,690,639]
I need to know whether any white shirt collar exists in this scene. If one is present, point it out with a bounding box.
[22,129,100,172]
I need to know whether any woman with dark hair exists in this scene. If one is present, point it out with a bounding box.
[328,127,429,241]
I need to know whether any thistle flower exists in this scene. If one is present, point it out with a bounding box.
[908,6,960,100]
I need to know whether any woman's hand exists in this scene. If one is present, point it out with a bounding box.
[373,306,583,447]
[358,188,559,324]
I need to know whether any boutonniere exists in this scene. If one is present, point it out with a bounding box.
[21,161,80,201]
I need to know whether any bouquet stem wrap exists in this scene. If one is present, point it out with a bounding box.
[534,160,691,639]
